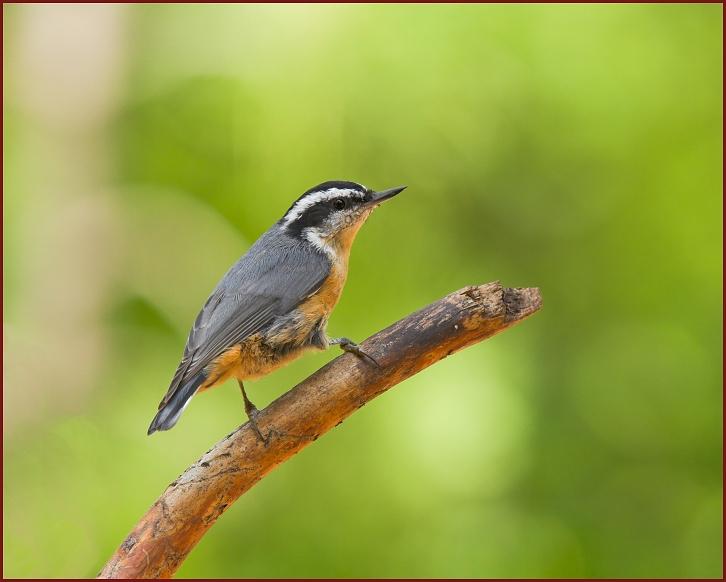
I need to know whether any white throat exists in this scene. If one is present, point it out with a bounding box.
[302,227,336,260]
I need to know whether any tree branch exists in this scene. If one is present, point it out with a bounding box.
[97,281,542,579]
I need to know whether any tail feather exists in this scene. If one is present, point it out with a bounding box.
[147,372,207,435]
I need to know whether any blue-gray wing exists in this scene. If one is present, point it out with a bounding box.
[158,231,330,409]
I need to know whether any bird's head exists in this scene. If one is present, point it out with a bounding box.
[281,181,406,258]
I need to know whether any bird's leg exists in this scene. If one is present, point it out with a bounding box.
[329,337,380,367]
[238,380,267,444]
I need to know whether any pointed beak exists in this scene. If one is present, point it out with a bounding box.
[367,185,407,206]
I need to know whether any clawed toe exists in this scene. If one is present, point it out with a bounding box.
[239,379,269,445]
[349,346,380,367]
[332,337,380,367]
[246,409,269,445]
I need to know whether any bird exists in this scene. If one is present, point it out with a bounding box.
[147,180,406,440]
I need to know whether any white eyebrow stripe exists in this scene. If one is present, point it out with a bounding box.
[282,187,367,226]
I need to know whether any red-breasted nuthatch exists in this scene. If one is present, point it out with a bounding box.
[148,181,406,439]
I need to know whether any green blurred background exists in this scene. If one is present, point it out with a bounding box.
[3,3,722,578]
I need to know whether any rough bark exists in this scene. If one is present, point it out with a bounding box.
[98,282,542,579]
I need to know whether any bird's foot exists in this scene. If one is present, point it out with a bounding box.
[330,337,380,367]
[245,406,269,446]
[239,379,269,445]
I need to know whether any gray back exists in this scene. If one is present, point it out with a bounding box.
[159,225,331,408]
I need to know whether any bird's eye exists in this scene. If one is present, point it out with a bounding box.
[333,198,346,210]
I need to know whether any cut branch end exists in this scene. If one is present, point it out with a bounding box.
[98,281,542,579]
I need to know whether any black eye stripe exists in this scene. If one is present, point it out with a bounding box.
[284,182,367,217]
[284,190,367,237]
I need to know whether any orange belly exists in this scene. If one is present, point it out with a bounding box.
[200,225,356,393]
[199,263,347,391]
